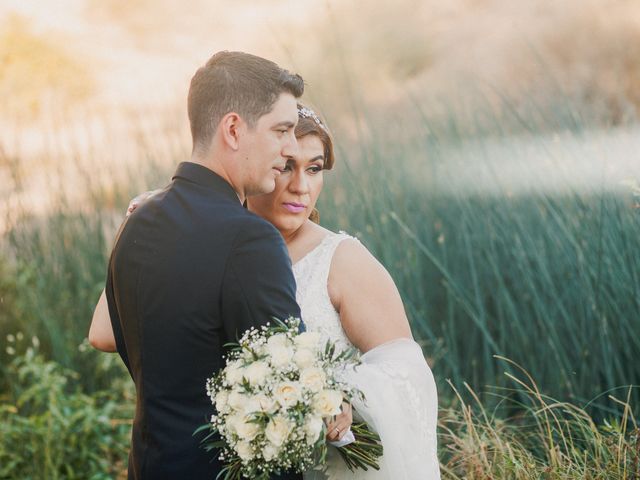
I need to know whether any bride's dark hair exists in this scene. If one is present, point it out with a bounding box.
[295,105,335,224]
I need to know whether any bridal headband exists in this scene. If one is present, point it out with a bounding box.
[298,105,328,132]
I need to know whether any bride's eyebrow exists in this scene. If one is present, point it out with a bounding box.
[308,155,324,164]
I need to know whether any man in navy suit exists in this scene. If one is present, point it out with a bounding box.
[104,51,305,479]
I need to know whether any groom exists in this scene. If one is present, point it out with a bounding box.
[105,51,304,479]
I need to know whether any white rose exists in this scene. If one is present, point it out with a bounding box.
[244,361,270,386]
[274,382,301,408]
[215,390,229,413]
[235,415,261,441]
[225,412,244,434]
[294,331,321,351]
[242,396,262,415]
[267,333,291,349]
[265,415,292,446]
[236,440,254,462]
[313,390,343,417]
[228,390,248,411]
[304,415,324,445]
[268,345,294,368]
[292,348,316,369]
[262,441,280,461]
[299,367,327,393]
[225,360,246,385]
[255,393,278,414]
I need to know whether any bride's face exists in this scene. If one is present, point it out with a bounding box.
[247,134,325,234]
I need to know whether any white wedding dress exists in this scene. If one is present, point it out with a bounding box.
[294,232,441,480]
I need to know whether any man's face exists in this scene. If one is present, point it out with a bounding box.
[240,92,299,197]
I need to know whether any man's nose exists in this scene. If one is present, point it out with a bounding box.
[282,131,299,158]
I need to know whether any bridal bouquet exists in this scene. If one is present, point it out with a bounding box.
[200,317,382,479]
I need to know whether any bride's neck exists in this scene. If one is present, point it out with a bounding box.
[279,221,309,246]
[280,221,330,265]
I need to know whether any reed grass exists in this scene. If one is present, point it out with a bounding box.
[314,100,640,413]
[2,99,639,409]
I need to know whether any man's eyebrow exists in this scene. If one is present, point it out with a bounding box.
[272,121,296,128]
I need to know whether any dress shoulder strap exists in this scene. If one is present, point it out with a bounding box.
[313,231,359,285]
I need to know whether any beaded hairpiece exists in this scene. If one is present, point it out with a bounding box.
[297,105,328,132]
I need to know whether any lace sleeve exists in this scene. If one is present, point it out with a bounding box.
[340,339,441,479]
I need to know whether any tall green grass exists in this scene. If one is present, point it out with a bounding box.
[0,140,171,392]
[1,99,638,413]
[319,180,640,412]
[308,98,640,413]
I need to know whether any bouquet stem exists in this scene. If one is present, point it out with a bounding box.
[336,422,383,471]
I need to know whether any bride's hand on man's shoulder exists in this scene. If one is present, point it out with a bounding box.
[126,189,162,217]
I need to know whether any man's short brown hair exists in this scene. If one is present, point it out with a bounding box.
[187,51,304,152]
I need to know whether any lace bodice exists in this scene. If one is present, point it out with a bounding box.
[293,232,356,353]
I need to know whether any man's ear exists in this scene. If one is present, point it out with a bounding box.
[219,112,242,151]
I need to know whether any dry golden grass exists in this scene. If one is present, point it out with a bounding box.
[0,14,94,120]
[439,357,640,479]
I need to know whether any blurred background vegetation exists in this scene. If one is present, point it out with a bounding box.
[1,0,639,478]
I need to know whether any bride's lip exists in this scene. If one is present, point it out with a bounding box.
[283,202,306,213]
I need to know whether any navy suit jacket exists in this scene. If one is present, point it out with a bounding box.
[105,162,302,479]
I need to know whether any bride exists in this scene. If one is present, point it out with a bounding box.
[89,105,440,479]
